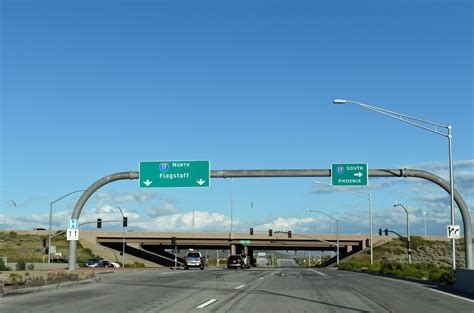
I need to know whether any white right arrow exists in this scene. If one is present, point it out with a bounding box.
[143,180,153,186]
[354,172,363,178]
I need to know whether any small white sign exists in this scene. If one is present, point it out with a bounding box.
[447,225,460,239]
[68,219,79,229]
[67,228,79,241]
[49,245,57,254]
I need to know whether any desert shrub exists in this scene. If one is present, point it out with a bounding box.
[0,260,11,271]
[125,262,145,268]
[343,261,456,285]
[16,260,26,270]
[30,276,46,287]
[438,270,456,285]
[8,273,23,284]
[338,262,364,271]
[47,272,80,284]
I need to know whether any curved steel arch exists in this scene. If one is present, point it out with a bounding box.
[68,169,472,270]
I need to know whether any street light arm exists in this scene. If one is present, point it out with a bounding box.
[51,190,86,205]
[394,203,408,214]
[306,209,338,222]
[337,100,449,138]
[116,207,125,218]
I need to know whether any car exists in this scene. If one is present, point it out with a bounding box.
[85,258,102,268]
[184,250,205,270]
[99,260,114,268]
[227,255,246,269]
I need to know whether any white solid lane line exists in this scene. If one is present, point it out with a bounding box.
[196,299,218,309]
[234,284,246,290]
[428,288,474,303]
[308,269,327,276]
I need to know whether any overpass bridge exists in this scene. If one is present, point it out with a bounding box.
[81,231,379,267]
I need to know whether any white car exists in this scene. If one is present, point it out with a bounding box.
[184,251,205,270]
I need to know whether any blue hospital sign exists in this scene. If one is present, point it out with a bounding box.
[68,219,79,229]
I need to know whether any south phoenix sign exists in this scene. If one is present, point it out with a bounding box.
[331,163,368,186]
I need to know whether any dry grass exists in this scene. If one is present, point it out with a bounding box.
[348,237,465,268]
[0,231,95,264]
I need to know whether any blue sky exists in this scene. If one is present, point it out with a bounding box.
[1,0,472,237]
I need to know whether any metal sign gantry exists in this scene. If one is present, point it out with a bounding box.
[67,168,472,271]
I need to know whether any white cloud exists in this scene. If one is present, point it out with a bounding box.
[136,211,234,231]
[145,203,178,217]
[258,217,319,233]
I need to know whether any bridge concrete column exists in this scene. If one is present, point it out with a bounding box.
[244,246,248,255]
[339,246,348,255]
[247,247,254,257]
[231,244,236,255]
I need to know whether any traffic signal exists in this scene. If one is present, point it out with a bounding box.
[365,238,370,248]
[97,218,102,228]
[171,237,176,247]
[384,228,388,236]
[269,229,273,237]
[288,231,292,238]
[378,229,382,236]
[250,227,254,235]
[123,217,128,227]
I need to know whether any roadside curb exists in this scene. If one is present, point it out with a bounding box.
[337,268,474,299]
[1,276,99,298]
[337,268,443,286]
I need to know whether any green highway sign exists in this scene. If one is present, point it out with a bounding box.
[331,163,368,186]
[240,240,251,245]
[140,160,210,188]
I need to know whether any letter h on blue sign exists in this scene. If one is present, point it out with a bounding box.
[68,219,78,229]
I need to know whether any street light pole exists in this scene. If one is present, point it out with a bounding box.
[313,181,372,265]
[333,99,456,269]
[49,190,85,263]
[230,178,234,234]
[369,193,373,265]
[394,203,411,265]
[116,207,126,267]
[423,211,430,236]
[306,209,339,265]
[447,125,456,268]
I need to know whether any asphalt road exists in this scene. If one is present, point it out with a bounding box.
[1,260,473,313]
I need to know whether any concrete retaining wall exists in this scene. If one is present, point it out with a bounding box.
[454,269,474,295]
